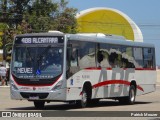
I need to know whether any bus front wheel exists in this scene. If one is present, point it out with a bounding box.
[34,101,45,109]
[77,87,89,108]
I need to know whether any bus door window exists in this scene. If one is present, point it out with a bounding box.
[69,48,79,75]
[66,42,80,78]
[70,48,78,67]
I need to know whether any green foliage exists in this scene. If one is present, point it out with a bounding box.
[0,23,9,48]
[54,6,78,33]
[0,0,78,48]
[25,0,78,33]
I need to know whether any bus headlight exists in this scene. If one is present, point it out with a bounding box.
[10,80,18,90]
[52,81,63,91]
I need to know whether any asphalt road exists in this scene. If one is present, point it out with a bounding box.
[0,86,160,120]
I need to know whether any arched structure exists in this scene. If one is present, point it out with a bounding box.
[76,7,143,42]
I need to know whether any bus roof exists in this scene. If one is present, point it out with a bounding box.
[67,33,155,48]
[15,32,154,48]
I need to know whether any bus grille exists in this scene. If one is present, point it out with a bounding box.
[20,92,49,99]
[12,74,61,86]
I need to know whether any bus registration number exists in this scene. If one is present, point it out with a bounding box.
[29,96,39,100]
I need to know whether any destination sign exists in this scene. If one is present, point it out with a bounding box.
[15,36,64,44]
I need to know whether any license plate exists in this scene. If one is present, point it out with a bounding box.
[29,96,39,100]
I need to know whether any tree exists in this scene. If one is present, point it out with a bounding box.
[53,0,78,33]
[0,0,78,48]
[0,0,32,48]
[0,23,8,48]
[25,0,58,32]
[25,0,77,33]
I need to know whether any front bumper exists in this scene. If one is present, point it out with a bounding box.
[10,88,66,101]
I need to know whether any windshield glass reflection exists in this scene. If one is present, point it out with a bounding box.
[12,46,63,79]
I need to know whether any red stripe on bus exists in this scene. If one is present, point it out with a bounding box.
[85,67,101,70]
[85,67,156,71]
[135,68,156,70]
[137,85,144,91]
[85,67,112,70]
[92,80,144,92]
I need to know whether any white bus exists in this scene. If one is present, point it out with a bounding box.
[10,32,156,108]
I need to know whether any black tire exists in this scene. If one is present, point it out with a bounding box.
[89,99,100,106]
[118,97,126,104]
[118,85,136,105]
[34,101,45,109]
[127,85,136,105]
[77,87,89,108]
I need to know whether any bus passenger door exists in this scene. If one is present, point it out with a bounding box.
[66,47,80,79]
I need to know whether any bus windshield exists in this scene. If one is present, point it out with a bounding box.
[12,45,63,79]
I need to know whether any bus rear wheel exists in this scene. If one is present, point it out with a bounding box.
[127,85,136,104]
[34,101,45,109]
[118,85,136,105]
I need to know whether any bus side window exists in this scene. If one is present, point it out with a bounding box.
[143,48,154,68]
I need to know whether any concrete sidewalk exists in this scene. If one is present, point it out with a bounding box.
[0,81,10,87]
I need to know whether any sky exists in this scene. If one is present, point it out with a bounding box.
[68,0,160,65]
